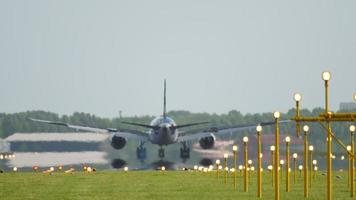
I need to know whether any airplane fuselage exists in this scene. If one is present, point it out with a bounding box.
[148,116,178,146]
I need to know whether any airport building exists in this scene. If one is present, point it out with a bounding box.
[2,133,109,168]
[339,102,356,111]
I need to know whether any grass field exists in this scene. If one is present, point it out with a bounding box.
[0,170,353,200]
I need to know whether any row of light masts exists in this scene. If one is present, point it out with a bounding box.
[211,124,316,198]
[292,71,356,200]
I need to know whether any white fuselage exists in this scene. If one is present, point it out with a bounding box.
[148,117,178,145]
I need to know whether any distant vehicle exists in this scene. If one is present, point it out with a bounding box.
[30,80,288,161]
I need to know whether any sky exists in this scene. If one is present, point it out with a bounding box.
[0,0,355,118]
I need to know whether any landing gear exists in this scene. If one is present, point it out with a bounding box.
[158,147,165,158]
[180,142,190,160]
[136,142,146,161]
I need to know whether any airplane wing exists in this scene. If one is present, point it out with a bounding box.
[177,120,290,143]
[28,118,149,142]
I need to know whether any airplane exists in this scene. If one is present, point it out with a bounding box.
[29,80,289,161]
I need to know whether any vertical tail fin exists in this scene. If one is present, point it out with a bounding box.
[163,79,167,119]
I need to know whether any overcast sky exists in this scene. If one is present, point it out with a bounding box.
[0,0,355,118]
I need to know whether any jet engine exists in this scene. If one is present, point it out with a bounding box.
[110,134,127,150]
[199,134,215,149]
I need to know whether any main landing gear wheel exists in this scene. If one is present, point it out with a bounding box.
[180,147,190,159]
[180,142,190,162]
[158,147,165,158]
[136,146,147,161]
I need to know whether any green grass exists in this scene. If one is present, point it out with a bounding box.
[0,170,353,200]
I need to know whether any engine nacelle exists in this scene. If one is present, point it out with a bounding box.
[199,134,215,149]
[110,134,127,150]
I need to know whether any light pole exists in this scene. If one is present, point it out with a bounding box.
[309,145,314,188]
[293,153,298,184]
[233,145,238,189]
[239,165,243,176]
[299,165,303,177]
[294,93,302,137]
[268,165,273,186]
[347,145,352,189]
[285,136,291,192]
[350,125,355,197]
[313,166,318,179]
[248,160,253,180]
[257,125,262,198]
[216,159,221,179]
[243,136,249,192]
[224,153,228,184]
[303,125,309,198]
[271,145,275,187]
[322,71,332,200]
[312,160,317,182]
[273,111,281,200]
[280,160,285,178]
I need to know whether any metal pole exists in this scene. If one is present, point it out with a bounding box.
[296,101,301,137]
[352,132,355,197]
[272,150,274,187]
[244,141,248,192]
[274,116,280,200]
[349,151,351,189]
[258,131,262,198]
[310,149,312,188]
[304,131,309,198]
[286,142,290,192]
[325,79,332,200]
[234,150,237,189]
[294,158,297,184]
[224,157,227,184]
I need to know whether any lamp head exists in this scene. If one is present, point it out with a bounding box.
[312,160,317,165]
[248,160,252,165]
[350,125,356,133]
[243,136,249,143]
[309,145,314,151]
[270,145,275,151]
[298,165,303,170]
[256,125,262,132]
[353,93,356,102]
[294,93,302,102]
[216,159,220,165]
[347,145,352,152]
[223,153,228,159]
[303,125,309,133]
[273,111,281,119]
[322,71,331,81]
[293,153,298,159]
[232,145,238,152]
[280,160,285,165]
[285,136,291,143]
